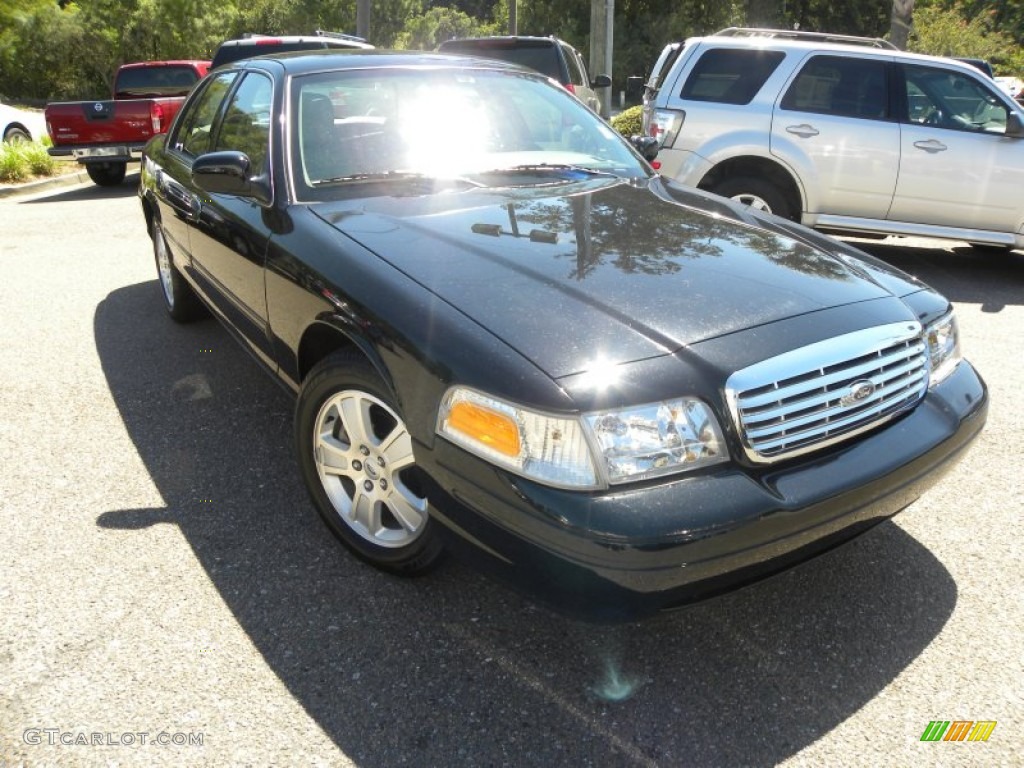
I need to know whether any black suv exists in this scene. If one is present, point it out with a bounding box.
[212,31,373,69]
[437,36,610,113]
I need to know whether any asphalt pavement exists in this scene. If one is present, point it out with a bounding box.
[1,175,1021,767]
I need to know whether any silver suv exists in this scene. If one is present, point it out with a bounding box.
[643,28,1024,250]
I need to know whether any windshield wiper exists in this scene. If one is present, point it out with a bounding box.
[494,164,617,177]
[311,170,485,187]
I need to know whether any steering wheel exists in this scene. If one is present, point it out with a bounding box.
[923,107,944,126]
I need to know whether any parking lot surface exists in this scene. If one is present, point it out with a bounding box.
[1,177,1021,767]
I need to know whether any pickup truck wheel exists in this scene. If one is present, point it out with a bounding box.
[152,219,205,322]
[86,162,127,187]
[713,176,795,221]
[296,351,445,576]
[3,126,31,143]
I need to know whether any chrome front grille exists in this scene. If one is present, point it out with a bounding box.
[725,322,929,463]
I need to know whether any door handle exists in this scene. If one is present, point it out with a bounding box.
[786,124,820,138]
[913,139,947,153]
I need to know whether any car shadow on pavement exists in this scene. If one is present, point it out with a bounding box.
[94,280,958,767]
[847,238,1024,313]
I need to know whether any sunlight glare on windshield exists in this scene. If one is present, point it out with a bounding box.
[397,86,493,174]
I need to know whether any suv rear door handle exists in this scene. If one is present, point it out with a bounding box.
[785,124,820,138]
[912,139,947,153]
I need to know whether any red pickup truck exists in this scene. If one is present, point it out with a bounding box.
[46,60,210,186]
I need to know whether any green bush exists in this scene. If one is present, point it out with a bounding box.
[0,140,57,182]
[0,143,29,182]
[610,105,643,137]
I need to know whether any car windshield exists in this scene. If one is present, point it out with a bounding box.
[290,68,648,200]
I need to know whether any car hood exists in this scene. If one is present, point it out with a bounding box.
[311,177,915,379]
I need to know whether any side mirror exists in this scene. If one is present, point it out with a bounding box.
[592,74,612,89]
[192,151,271,205]
[630,135,659,162]
[1006,112,1024,138]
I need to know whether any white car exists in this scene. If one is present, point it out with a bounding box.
[995,76,1023,100]
[1,100,48,143]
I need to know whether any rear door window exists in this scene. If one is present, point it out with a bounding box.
[781,55,890,119]
[680,48,785,105]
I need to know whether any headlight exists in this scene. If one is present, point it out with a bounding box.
[437,387,728,489]
[584,399,727,484]
[926,310,961,387]
[438,388,599,489]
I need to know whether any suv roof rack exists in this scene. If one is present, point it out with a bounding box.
[315,29,368,43]
[237,31,367,43]
[713,27,898,50]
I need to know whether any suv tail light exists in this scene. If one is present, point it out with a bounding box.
[564,83,577,96]
[150,102,165,134]
[649,108,684,149]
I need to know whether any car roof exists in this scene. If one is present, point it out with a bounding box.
[689,31,998,73]
[227,49,545,76]
[119,60,211,69]
[439,35,565,45]
[212,34,373,68]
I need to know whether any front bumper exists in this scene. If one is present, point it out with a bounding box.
[421,360,987,621]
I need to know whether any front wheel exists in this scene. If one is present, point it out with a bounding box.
[712,176,796,221]
[295,351,445,575]
[85,161,127,187]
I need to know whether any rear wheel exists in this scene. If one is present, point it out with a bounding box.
[152,218,205,322]
[713,176,795,221]
[3,125,31,143]
[296,351,445,575]
[86,161,127,187]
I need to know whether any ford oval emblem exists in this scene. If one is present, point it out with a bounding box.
[840,379,876,407]
[94,102,103,112]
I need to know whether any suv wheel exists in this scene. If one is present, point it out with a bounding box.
[712,177,795,221]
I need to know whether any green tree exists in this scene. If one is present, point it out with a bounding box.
[908,3,1023,73]
[393,6,500,50]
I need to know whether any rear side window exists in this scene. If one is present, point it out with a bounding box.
[647,43,684,92]
[561,44,586,87]
[781,55,889,119]
[680,48,785,104]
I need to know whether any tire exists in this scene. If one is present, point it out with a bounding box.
[713,176,796,221]
[296,351,445,575]
[85,161,127,187]
[3,125,31,143]
[152,218,206,322]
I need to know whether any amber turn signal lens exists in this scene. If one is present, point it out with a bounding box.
[447,401,521,457]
